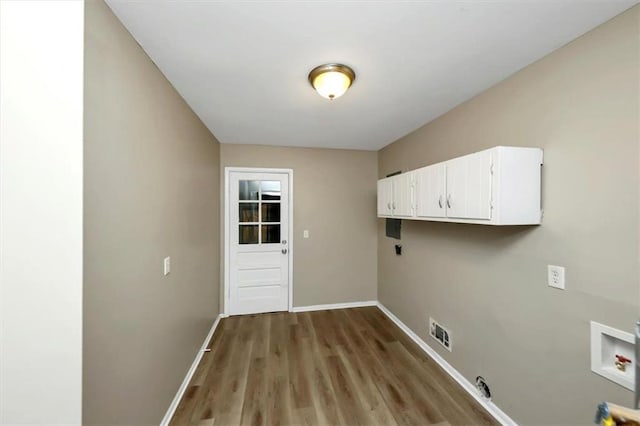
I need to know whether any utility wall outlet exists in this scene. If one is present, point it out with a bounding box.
[164,256,170,276]
[303,230,309,239]
[547,265,565,289]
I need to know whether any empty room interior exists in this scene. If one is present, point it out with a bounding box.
[2,0,640,425]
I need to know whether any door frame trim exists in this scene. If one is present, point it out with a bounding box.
[223,167,294,316]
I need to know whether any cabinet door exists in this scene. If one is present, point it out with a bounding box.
[392,172,414,217]
[415,164,446,218]
[377,178,393,216]
[446,151,492,220]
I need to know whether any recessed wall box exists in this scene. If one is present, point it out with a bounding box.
[590,321,635,390]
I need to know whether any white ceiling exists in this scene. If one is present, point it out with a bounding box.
[106,0,637,151]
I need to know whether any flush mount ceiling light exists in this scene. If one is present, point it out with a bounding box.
[308,63,356,100]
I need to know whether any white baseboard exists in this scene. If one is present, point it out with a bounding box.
[376,302,517,426]
[292,300,378,313]
[160,314,223,426]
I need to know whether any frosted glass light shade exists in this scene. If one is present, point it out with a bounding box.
[308,64,355,100]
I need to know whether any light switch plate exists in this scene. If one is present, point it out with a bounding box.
[303,230,309,239]
[547,265,565,289]
[164,257,170,276]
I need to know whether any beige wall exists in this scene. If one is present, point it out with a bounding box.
[378,6,639,425]
[220,144,378,309]
[83,1,220,424]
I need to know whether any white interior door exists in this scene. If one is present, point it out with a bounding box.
[228,171,289,315]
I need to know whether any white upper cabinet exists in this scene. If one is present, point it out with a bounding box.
[415,163,446,218]
[377,172,415,218]
[445,150,492,220]
[377,178,393,216]
[377,146,543,226]
[392,172,415,217]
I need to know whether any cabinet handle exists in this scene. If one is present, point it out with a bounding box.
[446,194,451,209]
[438,196,443,209]
[387,202,391,210]
[392,202,396,210]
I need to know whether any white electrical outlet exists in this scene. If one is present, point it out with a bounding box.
[303,230,309,239]
[164,256,171,276]
[547,265,565,289]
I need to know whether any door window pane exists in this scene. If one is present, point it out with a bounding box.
[239,225,258,244]
[261,181,281,200]
[239,180,259,200]
[239,203,258,222]
[261,203,280,223]
[261,225,280,244]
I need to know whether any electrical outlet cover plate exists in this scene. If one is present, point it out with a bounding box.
[547,264,565,289]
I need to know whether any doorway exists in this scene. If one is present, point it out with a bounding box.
[224,168,293,315]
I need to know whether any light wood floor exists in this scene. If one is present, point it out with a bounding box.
[170,307,498,426]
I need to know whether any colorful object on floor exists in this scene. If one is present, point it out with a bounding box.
[595,402,615,426]
[595,401,640,426]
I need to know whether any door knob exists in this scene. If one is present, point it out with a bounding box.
[282,248,288,254]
